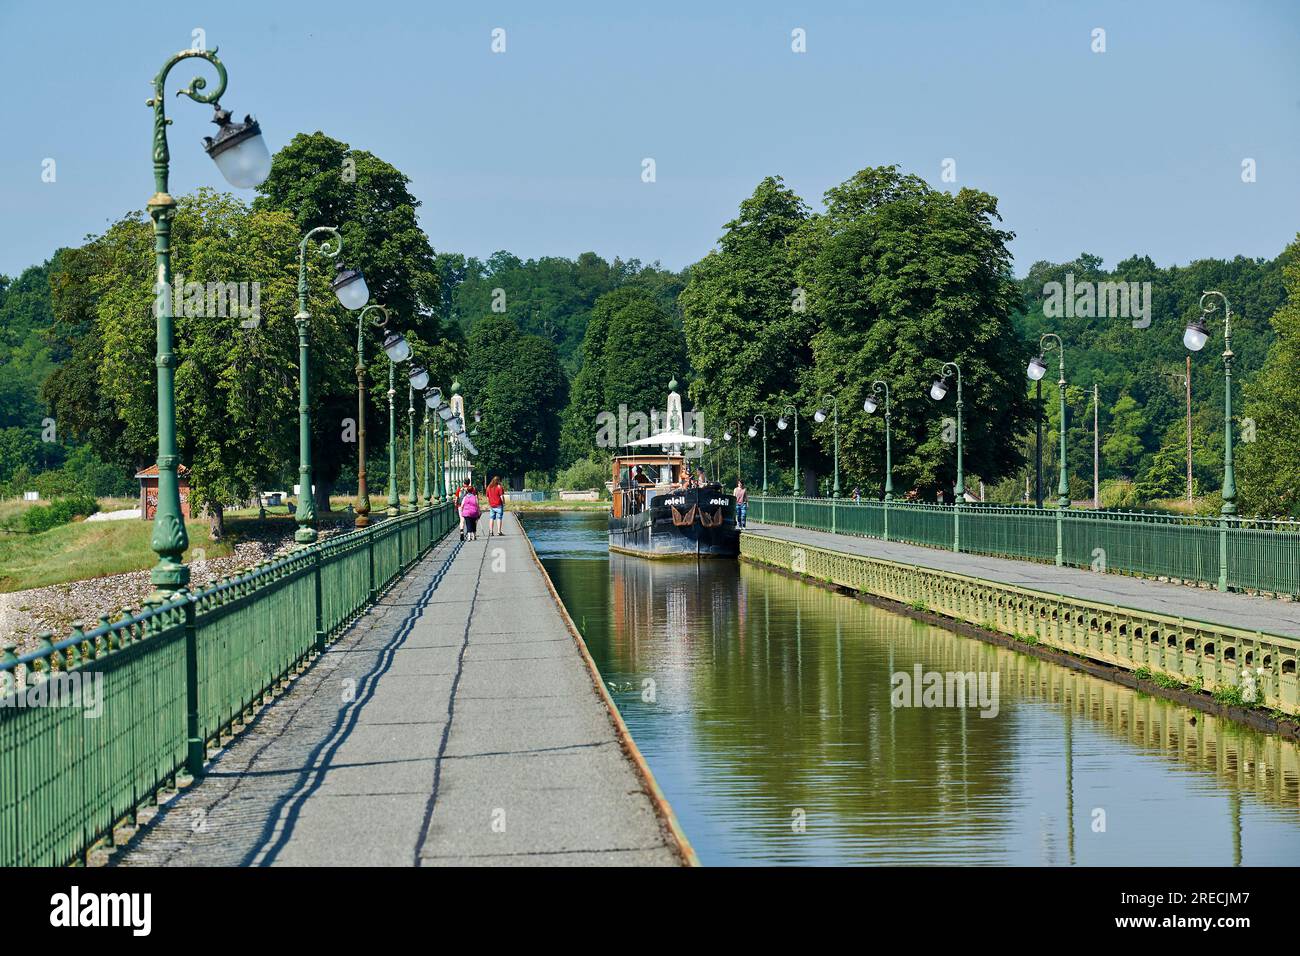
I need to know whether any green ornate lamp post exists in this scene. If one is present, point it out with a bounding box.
[813,396,841,497]
[435,401,455,498]
[777,404,799,496]
[145,48,271,593]
[1027,334,1069,510]
[385,363,400,516]
[864,381,893,500]
[1028,334,1069,566]
[723,420,742,484]
[405,363,429,509]
[929,361,963,552]
[423,387,443,506]
[293,229,372,545]
[352,305,407,528]
[1185,290,1236,591]
[748,415,768,495]
[928,362,964,499]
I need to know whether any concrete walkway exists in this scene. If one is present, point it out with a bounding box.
[747,524,1298,640]
[116,516,686,867]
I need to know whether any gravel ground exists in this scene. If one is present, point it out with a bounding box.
[0,520,350,655]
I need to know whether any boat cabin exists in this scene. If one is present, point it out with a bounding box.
[611,453,687,519]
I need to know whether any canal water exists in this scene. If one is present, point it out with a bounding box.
[524,511,1300,866]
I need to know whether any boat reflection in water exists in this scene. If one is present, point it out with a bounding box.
[529,511,1300,866]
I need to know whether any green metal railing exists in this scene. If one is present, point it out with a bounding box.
[751,497,1300,598]
[0,501,455,867]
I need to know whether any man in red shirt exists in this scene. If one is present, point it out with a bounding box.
[485,476,506,536]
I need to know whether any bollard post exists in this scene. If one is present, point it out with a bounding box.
[368,525,377,603]
[182,591,204,778]
[313,546,325,653]
[1219,516,1229,592]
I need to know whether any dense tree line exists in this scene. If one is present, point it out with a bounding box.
[2,144,1298,518]
[679,168,1031,500]
[1010,249,1287,510]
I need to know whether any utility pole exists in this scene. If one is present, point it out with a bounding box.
[1092,383,1100,509]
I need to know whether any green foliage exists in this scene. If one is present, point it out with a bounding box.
[1017,250,1285,510]
[463,318,568,480]
[1212,684,1246,707]
[1135,425,1196,501]
[601,291,688,424]
[45,191,308,515]
[554,455,609,492]
[16,495,99,533]
[1237,236,1300,516]
[791,166,1031,498]
[681,176,813,458]
[446,251,683,368]
[1100,394,1146,477]
[1099,478,1139,510]
[254,132,441,330]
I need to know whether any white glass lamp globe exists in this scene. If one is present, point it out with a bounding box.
[1183,322,1209,352]
[203,109,272,189]
[747,426,757,438]
[381,332,411,364]
[331,268,369,311]
[1027,355,1048,381]
[777,417,788,431]
[425,387,443,409]
[864,396,878,414]
[408,365,430,391]
[930,379,948,401]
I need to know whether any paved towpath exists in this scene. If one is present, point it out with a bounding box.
[747,524,1299,640]
[117,515,686,867]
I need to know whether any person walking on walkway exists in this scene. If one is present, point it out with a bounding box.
[486,476,506,536]
[733,477,748,529]
[456,478,471,540]
[460,484,482,541]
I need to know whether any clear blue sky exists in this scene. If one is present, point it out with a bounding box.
[1,0,1297,280]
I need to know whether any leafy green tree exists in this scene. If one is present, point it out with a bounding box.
[601,290,687,428]
[44,190,320,536]
[1135,425,1194,501]
[790,166,1030,498]
[681,176,812,466]
[466,320,568,483]
[1237,237,1300,516]
[1101,394,1147,478]
[447,251,681,368]
[560,288,620,465]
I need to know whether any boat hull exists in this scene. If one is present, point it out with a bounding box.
[608,488,740,559]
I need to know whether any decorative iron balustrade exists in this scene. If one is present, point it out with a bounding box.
[0,502,456,867]
[750,497,1300,598]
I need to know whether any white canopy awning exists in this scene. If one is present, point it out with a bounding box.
[624,431,711,447]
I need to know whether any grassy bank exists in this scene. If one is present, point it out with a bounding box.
[0,516,234,593]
